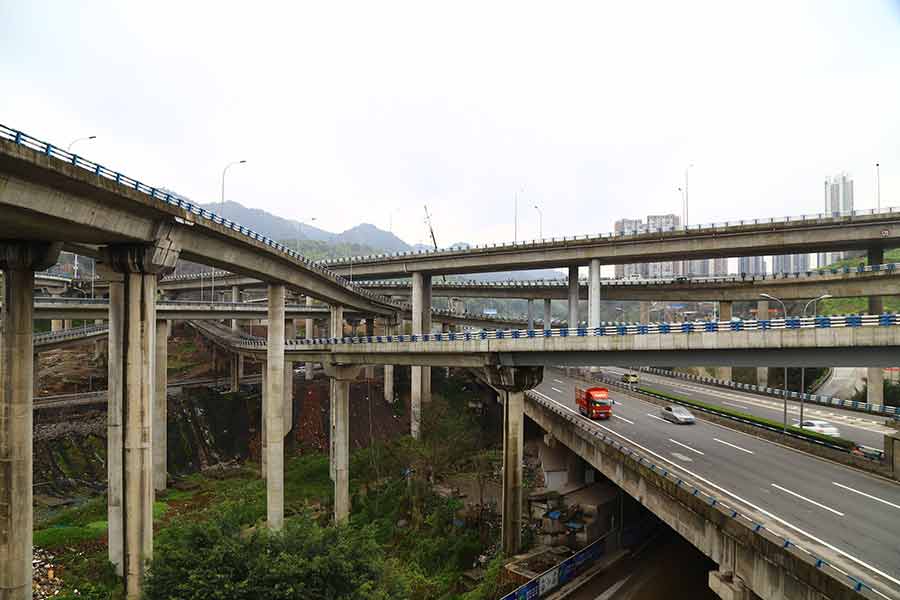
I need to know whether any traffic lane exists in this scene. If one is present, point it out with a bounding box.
[535,370,900,589]
[601,367,888,450]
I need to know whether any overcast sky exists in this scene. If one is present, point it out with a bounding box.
[3,1,900,250]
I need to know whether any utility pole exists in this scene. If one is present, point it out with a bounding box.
[876,162,881,211]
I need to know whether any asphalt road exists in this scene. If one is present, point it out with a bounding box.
[534,367,900,598]
[599,367,893,451]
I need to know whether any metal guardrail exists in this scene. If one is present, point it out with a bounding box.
[34,324,108,344]
[353,262,900,289]
[523,391,885,598]
[317,207,900,267]
[637,367,900,418]
[0,124,403,311]
[225,313,900,349]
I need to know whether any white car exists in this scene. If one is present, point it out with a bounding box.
[660,405,696,424]
[795,419,841,437]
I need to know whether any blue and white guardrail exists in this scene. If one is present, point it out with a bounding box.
[227,313,900,349]
[0,124,402,310]
[524,392,885,598]
[499,535,609,600]
[637,367,900,418]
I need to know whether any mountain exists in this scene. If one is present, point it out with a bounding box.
[205,201,333,241]
[333,223,411,253]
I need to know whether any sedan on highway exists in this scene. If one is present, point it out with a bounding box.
[660,405,696,424]
[795,419,841,437]
[621,373,639,384]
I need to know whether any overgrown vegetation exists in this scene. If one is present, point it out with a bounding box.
[37,378,510,600]
[852,380,900,407]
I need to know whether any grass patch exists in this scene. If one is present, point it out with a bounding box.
[35,521,108,548]
[639,386,857,450]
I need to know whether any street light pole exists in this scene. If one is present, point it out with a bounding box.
[533,205,543,239]
[761,293,789,432]
[297,217,317,252]
[799,294,832,425]
[876,162,881,212]
[217,159,247,300]
[66,135,96,152]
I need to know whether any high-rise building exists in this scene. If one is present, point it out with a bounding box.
[773,253,811,274]
[818,173,856,266]
[738,256,766,276]
[615,214,682,278]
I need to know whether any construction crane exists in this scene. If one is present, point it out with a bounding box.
[424,205,447,282]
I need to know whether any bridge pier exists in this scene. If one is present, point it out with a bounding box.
[717,301,733,382]
[101,242,178,599]
[527,299,535,330]
[283,319,295,439]
[230,284,240,333]
[588,258,601,329]
[868,248,885,406]
[639,301,650,323]
[567,266,579,328]
[483,365,544,556]
[153,319,169,492]
[543,298,552,330]
[326,363,361,524]
[305,296,314,380]
[266,284,286,531]
[411,273,432,439]
[1,242,59,600]
[756,300,769,387]
[230,353,240,392]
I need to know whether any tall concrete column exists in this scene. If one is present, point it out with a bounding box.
[543,298,552,330]
[639,301,650,323]
[526,299,535,330]
[868,247,885,405]
[756,300,769,387]
[101,242,177,599]
[1,242,59,600]
[567,266,579,328]
[588,258,601,328]
[51,317,63,331]
[305,296,315,380]
[230,285,240,333]
[384,364,395,403]
[411,272,432,439]
[283,319,295,439]
[326,364,361,524]
[716,301,733,381]
[230,354,240,392]
[153,319,169,493]
[483,365,544,556]
[266,284,286,531]
[106,274,124,575]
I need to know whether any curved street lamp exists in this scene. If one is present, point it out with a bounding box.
[760,293,789,431]
[533,205,543,239]
[799,294,832,424]
[215,160,247,298]
[66,135,96,152]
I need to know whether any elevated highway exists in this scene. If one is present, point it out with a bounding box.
[319,210,900,278]
[528,368,900,600]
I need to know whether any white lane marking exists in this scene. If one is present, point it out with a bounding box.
[613,414,634,424]
[669,438,704,455]
[671,452,693,462]
[833,482,900,511]
[771,484,845,517]
[551,387,564,395]
[722,401,750,409]
[553,379,565,384]
[529,389,900,589]
[646,413,666,422]
[713,438,754,455]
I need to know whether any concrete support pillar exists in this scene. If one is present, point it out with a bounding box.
[526,299,535,330]
[106,276,124,576]
[51,318,63,331]
[261,368,267,478]
[305,296,315,380]
[384,364,395,403]
[328,306,344,484]
[588,258,601,328]
[63,319,72,329]
[483,365,543,557]
[153,319,169,493]
[326,364,360,524]
[716,301,734,382]
[283,319,295,438]
[567,266,579,328]
[543,298,552,330]
[365,318,375,337]
[868,248,885,406]
[231,285,240,333]
[266,284,286,531]
[756,300,769,388]
[411,272,432,439]
[1,242,59,600]
[230,354,240,392]
[101,242,177,599]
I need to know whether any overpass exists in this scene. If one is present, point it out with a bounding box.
[2,122,899,600]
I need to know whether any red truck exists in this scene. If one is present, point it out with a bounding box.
[576,386,612,419]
